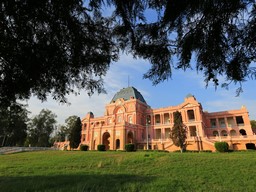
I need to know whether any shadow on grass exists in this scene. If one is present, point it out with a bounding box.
[0,173,154,192]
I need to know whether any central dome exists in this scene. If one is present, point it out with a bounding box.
[111,87,147,104]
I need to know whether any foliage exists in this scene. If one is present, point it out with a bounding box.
[97,144,106,151]
[51,125,68,143]
[214,142,229,152]
[0,0,116,105]
[0,103,29,146]
[80,144,89,151]
[1,151,256,192]
[251,120,256,128]
[51,115,80,143]
[1,1,255,106]
[27,109,57,147]
[170,111,187,152]
[125,144,135,152]
[69,117,82,149]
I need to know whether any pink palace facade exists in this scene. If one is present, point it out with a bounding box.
[80,87,255,151]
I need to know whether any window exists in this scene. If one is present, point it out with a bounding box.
[218,118,226,128]
[146,115,151,124]
[227,117,234,127]
[128,116,132,123]
[165,128,170,139]
[210,119,216,128]
[221,130,228,136]
[155,114,160,124]
[117,116,122,123]
[213,131,219,136]
[230,130,236,136]
[164,113,170,124]
[155,129,161,139]
[236,116,244,126]
[83,124,87,130]
[189,126,197,137]
[187,110,195,121]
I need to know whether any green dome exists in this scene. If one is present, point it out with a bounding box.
[111,87,146,104]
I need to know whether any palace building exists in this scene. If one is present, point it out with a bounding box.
[80,87,255,151]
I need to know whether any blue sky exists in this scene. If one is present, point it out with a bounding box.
[24,53,256,125]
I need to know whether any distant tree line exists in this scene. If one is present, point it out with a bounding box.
[0,104,81,148]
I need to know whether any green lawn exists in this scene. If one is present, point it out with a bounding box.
[1,150,256,192]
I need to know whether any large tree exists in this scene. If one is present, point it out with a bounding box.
[0,103,29,146]
[170,111,187,153]
[69,117,82,149]
[1,1,255,105]
[27,109,57,147]
[52,115,79,142]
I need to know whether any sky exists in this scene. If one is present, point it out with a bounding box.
[24,53,256,125]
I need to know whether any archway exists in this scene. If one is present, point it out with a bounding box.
[246,143,256,150]
[116,139,120,149]
[213,131,219,136]
[127,131,133,144]
[239,129,247,136]
[230,130,236,136]
[102,132,110,150]
[221,130,227,136]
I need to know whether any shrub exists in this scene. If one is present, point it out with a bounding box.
[80,144,89,151]
[214,142,229,152]
[97,144,106,151]
[125,144,135,152]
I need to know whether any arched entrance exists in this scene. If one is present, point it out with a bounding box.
[102,132,110,150]
[246,143,256,150]
[116,139,120,149]
[127,131,133,144]
[239,129,247,135]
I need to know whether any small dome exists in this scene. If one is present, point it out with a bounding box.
[87,111,94,118]
[111,87,146,104]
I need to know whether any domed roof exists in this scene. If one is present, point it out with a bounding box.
[111,87,147,104]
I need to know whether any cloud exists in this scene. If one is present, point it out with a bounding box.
[25,53,149,124]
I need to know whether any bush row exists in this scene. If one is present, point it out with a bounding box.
[214,142,229,152]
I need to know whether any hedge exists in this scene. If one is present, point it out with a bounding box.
[97,144,106,151]
[214,141,229,152]
[125,144,135,152]
[80,144,89,151]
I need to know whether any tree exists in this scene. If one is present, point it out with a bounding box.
[27,109,57,147]
[51,115,79,142]
[170,111,187,153]
[1,1,255,105]
[251,120,256,134]
[0,103,29,146]
[69,117,82,149]
[251,120,256,128]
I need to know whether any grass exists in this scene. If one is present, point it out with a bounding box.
[1,150,256,192]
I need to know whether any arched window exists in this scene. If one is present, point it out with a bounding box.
[221,130,228,136]
[230,130,236,136]
[128,116,132,123]
[213,131,219,136]
[239,129,247,135]
[117,116,122,123]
